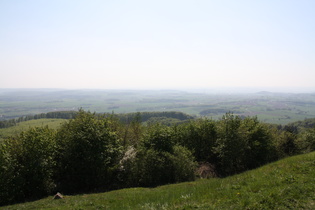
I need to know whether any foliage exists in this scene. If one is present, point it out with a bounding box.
[295,127,315,153]
[174,119,217,162]
[3,152,315,210]
[133,149,175,187]
[117,112,143,149]
[130,147,197,187]
[274,130,298,158]
[55,110,122,193]
[239,117,275,169]
[142,124,174,153]
[286,117,315,132]
[146,117,184,126]
[214,114,275,175]
[1,109,315,207]
[170,145,197,182]
[0,142,15,205]
[122,124,197,187]
[117,111,194,124]
[0,127,56,205]
[214,113,245,175]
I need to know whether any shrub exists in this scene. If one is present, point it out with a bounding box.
[214,114,274,176]
[240,117,275,169]
[170,145,197,182]
[174,119,217,162]
[295,127,315,153]
[214,113,245,175]
[128,123,197,187]
[55,110,122,193]
[0,127,56,205]
[274,130,297,158]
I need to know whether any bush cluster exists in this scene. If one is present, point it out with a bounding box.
[1,110,315,206]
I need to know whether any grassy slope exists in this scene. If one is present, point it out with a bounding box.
[0,119,66,141]
[2,152,314,210]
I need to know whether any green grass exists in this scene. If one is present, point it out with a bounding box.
[2,152,315,209]
[0,119,66,141]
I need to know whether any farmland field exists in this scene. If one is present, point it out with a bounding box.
[1,89,315,124]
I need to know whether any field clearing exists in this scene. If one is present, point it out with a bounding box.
[0,119,66,141]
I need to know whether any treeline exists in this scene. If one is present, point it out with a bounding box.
[199,108,241,116]
[1,110,315,206]
[0,111,193,129]
[116,111,194,123]
[284,118,315,132]
[0,111,77,128]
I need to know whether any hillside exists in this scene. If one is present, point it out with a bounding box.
[2,152,314,209]
[0,119,66,142]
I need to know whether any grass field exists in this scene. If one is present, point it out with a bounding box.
[0,118,66,142]
[2,152,314,209]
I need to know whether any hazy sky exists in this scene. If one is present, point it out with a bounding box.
[1,0,314,90]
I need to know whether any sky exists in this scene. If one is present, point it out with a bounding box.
[0,0,314,91]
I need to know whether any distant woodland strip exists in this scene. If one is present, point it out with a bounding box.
[0,111,194,129]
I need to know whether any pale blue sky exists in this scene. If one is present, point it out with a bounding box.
[1,0,314,90]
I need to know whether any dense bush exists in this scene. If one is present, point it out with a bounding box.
[1,110,315,206]
[124,124,197,187]
[170,145,197,182]
[295,127,315,153]
[173,114,275,176]
[174,119,217,162]
[274,130,297,158]
[0,127,56,205]
[55,110,122,193]
[0,141,15,205]
[214,113,246,175]
[238,117,275,169]
[125,146,196,187]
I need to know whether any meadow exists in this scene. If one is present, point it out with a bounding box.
[2,151,314,209]
[0,119,66,142]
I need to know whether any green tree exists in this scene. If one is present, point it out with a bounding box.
[214,113,245,175]
[55,110,122,193]
[295,127,315,154]
[0,142,15,205]
[274,130,297,158]
[126,123,196,187]
[0,127,56,205]
[142,123,174,153]
[239,117,274,169]
[170,145,197,182]
[174,119,217,162]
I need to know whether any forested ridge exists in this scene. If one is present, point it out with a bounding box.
[1,110,315,206]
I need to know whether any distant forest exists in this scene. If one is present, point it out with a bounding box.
[0,110,194,128]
